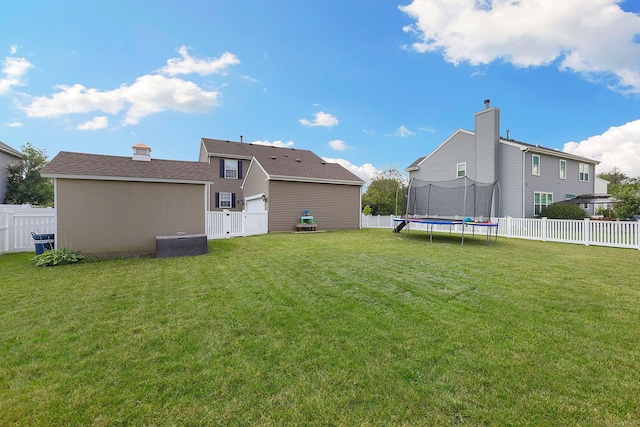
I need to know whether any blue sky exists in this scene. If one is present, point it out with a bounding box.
[2,0,640,180]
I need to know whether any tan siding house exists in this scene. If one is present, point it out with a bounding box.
[55,180,205,253]
[200,138,364,231]
[41,146,216,256]
[268,181,361,231]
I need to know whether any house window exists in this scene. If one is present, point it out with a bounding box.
[224,159,238,179]
[579,163,589,182]
[559,160,566,179]
[456,162,466,178]
[534,192,553,216]
[532,155,540,176]
[216,192,236,209]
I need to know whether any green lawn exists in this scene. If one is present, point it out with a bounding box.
[1,229,639,426]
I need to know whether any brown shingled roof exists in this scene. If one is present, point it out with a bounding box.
[202,138,364,184]
[41,151,216,183]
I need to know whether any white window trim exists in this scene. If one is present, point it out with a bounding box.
[532,154,540,176]
[534,191,553,216]
[219,192,232,208]
[224,159,238,179]
[559,159,567,180]
[456,162,466,178]
[579,163,589,182]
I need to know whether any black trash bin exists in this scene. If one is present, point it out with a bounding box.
[32,232,55,255]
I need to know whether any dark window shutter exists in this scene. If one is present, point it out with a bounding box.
[238,161,243,179]
[215,192,220,208]
[231,193,236,208]
[220,159,225,178]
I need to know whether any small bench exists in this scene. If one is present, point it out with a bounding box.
[156,233,208,258]
[295,223,317,232]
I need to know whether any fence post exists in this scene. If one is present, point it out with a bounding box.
[636,221,640,251]
[542,217,547,242]
[7,212,16,252]
[584,217,590,246]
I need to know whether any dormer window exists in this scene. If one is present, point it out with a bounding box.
[456,162,466,178]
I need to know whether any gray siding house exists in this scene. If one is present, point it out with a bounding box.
[0,141,22,203]
[406,100,600,218]
[199,138,364,231]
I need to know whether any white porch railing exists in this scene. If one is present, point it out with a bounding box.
[0,206,56,254]
[206,210,268,239]
[362,214,640,250]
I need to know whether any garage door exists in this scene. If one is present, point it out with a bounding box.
[245,197,266,212]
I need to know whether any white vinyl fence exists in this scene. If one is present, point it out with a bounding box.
[206,210,268,239]
[0,205,56,254]
[362,214,640,250]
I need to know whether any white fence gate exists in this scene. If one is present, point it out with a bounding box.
[206,210,268,239]
[0,205,56,254]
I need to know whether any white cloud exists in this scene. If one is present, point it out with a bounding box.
[322,157,378,181]
[563,120,640,178]
[24,83,125,117]
[329,139,348,151]
[240,75,258,82]
[418,126,436,133]
[251,139,295,148]
[299,111,339,127]
[9,45,18,55]
[7,121,22,127]
[159,46,239,76]
[400,0,640,93]
[77,116,109,130]
[23,74,220,126]
[19,47,236,127]
[0,56,34,95]
[395,125,415,137]
[121,74,220,125]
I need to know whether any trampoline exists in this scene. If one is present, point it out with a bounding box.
[393,217,498,245]
[394,176,500,245]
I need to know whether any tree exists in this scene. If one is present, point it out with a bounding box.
[3,142,53,206]
[597,167,629,186]
[610,181,640,220]
[361,166,407,216]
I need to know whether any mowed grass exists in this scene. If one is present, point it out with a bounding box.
[1,229,639,426]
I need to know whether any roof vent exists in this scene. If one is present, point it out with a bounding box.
[296,159,301,162]
[484,99,490,109]
[271,156,276,159]
[132,143,151,161]
[321,161,326,164]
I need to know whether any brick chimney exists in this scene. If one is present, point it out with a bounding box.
[132,143,151,161]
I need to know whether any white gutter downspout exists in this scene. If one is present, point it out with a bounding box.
[522,148,529,218]
[359,185,363,229]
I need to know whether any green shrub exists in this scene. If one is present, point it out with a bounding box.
[32,247,86,267]
[539,203,589,220]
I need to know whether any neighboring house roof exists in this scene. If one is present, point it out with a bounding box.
[201,138,364,185]
[41,151,217,184]
[407,129,599,171]
[406,156,426,172]
[0,141,22,158]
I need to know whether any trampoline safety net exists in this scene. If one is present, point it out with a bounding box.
[407,177,497,219]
